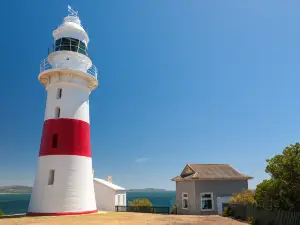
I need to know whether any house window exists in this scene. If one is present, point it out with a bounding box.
[55,107,60,118]
[48,170,55,185]
[52,134,58,148]
[181,192,188,210]
[56,88,62,99]
[200,192,214,211]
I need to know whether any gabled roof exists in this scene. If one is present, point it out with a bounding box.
[171,164,253,181]
[93,178,126,191]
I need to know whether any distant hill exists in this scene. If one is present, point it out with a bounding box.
[0,186,173,193]
[127,188,173,192]
[0,185,32,193]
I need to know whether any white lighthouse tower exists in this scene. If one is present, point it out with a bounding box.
[28,6,98,216]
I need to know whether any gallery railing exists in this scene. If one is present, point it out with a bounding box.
[39,58,98,80]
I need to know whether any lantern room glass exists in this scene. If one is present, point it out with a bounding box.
[54,37,87,55]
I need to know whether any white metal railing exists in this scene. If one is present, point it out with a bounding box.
[40,58,98,80]
[87,64,98,78]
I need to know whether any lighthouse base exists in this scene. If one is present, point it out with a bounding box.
[28,155,97,214]
[26,210,98,216]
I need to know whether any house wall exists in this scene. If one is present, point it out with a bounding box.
[175,180,248,215]
[195,180,248,215]
[93,180,115,211]
[176,181,197,215]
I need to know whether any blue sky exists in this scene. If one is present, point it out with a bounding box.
[0,0,299,190]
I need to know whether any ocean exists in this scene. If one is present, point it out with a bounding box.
[0,191,176,215]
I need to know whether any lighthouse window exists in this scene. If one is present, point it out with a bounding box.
[55,38,62,46]
[71,38,79,52]
[56,88,62,99]
[55,107,60,118]
[61,37,70,45]
[79,41,86,54]
[71,38,78,45]
[48,170,55,185]
[60,38,71,51]
[52,134,58,148]
[54,37,87,55]
[71,45,78,52]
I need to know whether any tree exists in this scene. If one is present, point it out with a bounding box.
[0,209,4,216]
[255,143,300,211]
[254,179,283,209]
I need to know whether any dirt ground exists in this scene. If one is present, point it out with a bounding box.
[0,212,246,225]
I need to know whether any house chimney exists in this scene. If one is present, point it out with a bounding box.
[108,176,112,183]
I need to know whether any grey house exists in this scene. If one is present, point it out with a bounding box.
[171,164,253,215]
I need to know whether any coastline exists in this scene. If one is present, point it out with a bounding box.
[1,191,175,215]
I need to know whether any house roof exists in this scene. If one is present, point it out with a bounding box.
[93,178,126,191]
[171,164,253,181]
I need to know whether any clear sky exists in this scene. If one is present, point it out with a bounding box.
[0,0,299,190]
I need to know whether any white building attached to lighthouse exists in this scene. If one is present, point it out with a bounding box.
[93,174,127,212]
[28,6,99,216]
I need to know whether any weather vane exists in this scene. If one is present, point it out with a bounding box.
[68,5,78,17]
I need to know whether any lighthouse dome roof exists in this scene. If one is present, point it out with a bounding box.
[53,15,89,45]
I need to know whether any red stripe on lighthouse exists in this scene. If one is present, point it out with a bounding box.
[39,118,91,157]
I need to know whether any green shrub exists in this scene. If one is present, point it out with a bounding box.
[171,204,177,214]
[128,198,153,213]
[222,206,231,217]
[0,209,4,216]
[230,189,256,205]
[128,198,152,207]
[248,216,258,225]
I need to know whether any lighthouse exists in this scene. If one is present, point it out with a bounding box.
[28,6,98,216]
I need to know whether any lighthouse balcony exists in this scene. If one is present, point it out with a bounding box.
[40,58,98,80]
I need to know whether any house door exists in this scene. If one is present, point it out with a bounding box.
[118,194,121,206]
[217,196,232,215]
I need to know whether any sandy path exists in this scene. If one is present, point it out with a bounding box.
[0,212,246,225]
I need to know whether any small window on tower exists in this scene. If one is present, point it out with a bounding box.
[48,170,55,185]
[52,134,58,148]
[55,107,60,118]
[56,88,62,99]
